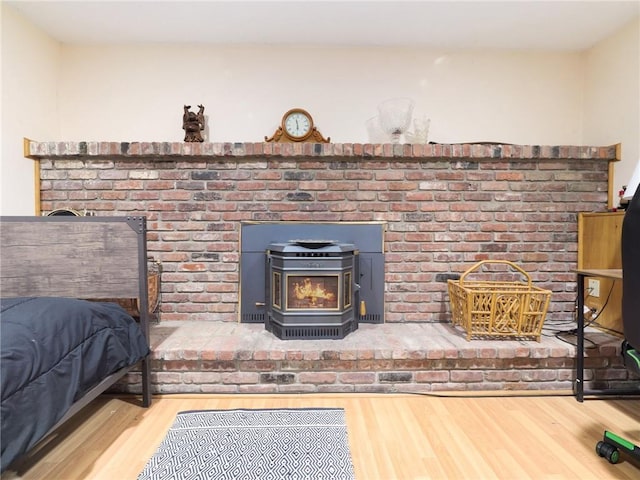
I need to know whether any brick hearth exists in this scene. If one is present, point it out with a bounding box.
[113,320,636,394]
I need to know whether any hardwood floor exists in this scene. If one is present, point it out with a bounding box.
[4,392,639,479]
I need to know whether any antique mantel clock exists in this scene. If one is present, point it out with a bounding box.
[265,108,330,143]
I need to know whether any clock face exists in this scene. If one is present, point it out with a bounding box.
[283,110,312,139]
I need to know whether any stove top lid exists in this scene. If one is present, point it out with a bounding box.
[268,240,356,253]
[291,239,336,249]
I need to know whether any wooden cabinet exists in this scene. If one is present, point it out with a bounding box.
[577,211,624,334]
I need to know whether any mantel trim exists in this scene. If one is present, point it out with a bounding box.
[24,139,618,162]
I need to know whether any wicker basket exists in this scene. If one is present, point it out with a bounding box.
[447,260,551,341]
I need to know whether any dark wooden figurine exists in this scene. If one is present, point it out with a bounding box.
[183,105,205,142]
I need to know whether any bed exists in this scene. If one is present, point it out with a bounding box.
[0,216,152,472]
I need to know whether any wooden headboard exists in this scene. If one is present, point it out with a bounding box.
[0,216,150,331]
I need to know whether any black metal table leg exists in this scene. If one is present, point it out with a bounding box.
[576,272,585,402]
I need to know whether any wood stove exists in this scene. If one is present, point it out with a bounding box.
[240,222,385,330]
[266,240,359,339]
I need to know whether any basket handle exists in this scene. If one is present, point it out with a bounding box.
[458,260,532,287]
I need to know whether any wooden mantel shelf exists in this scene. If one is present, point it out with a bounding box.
[24,139,618,162]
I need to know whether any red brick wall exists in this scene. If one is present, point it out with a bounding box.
[34,141,615,324]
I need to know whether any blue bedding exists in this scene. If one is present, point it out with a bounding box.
[0,297,150,471]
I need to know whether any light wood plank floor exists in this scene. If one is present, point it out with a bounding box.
[4,392,639,479]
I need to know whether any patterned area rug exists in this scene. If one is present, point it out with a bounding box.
[138,408,356,480]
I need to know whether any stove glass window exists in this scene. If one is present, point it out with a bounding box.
[286,274,340,310]
[343,272,352,309]
[272,272,281,309]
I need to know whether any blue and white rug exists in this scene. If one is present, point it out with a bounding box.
[138,408,356,480]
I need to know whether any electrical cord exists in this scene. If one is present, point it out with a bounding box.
[583,280,615,329]
[541,319,579,335]
[592,323,624,336]
[552,280,620,348]
[539,292,585,344]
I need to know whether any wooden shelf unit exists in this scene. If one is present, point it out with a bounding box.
[577,211,624,334]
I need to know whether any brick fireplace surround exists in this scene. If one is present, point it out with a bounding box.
[26,140,636,394]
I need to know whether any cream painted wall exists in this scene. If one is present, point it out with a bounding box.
[57,45,584,146]
[1,4,60,215]
[1,4,638,215]
[583,17,640,203]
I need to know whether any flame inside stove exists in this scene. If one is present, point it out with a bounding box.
[292,277,335,307]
